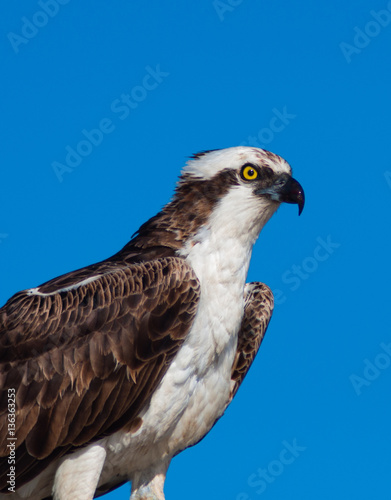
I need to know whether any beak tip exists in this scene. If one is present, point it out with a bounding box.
[296,188,305,216]
[298,195,305,216]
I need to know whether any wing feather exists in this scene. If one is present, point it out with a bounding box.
[229,282,274,400]
[0,256,200,491]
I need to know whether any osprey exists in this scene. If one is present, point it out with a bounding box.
[0,147,304,500]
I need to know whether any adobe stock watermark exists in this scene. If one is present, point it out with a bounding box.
[349,342,391,396]
[273,235,340,306]
[213,0,244,22]
[384,170,391,189]
[340,3,391,63]
[7,388,17,493]
[7,0,71,55]
[240,107,296,149]
[236,439,306,499]
[52,64,169,182]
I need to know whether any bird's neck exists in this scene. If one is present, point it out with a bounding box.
[179,190,277,288]
[124,172,240,254]
[119,186,277,279]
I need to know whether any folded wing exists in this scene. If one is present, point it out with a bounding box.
[0,257,200,491]
[230,282,274,400]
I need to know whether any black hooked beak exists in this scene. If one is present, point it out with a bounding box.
[256,174,305,215]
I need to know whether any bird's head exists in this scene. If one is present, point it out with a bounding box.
[180,146,304,217]
[131,147,304,256]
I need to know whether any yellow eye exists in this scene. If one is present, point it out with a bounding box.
[241,165,258,181]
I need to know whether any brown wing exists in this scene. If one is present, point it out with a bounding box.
[229,282,274,400]
[0,257,200,491]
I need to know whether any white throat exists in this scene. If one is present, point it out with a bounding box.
[180,186,278,287]
[178,186,278,351]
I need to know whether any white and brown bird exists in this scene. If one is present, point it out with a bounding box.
[0,146,304,500]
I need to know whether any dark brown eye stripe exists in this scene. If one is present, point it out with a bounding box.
[261,167,274,178]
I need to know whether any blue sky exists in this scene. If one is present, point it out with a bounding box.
[1,1,391,498]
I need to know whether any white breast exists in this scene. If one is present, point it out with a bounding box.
[102,231,248,475]
[10,180,281,499]
[102,187,275,474]
[18,186,278,499]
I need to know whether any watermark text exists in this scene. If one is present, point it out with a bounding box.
[350,342,391,395]
[7,0,71,54]
[52,64,169,182]
[274,235,340,305]
[340,3,391,63]
[236,439,306,498]
[7,388,17,493]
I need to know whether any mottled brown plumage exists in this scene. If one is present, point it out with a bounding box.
[0,163,238,493]
[230,282,274,400]
[0,146,304,499]
[0,258,200,491]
